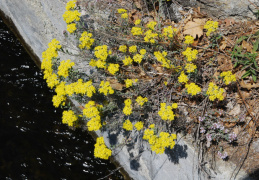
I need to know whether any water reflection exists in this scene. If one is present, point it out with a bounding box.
[0,18,123,179]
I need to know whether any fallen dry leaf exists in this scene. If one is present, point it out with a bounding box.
[107,78,124,90]
[240,80,259,90]
[242,40,253,52]
[133,0,142,9]
[217,54,233,71]
[219,40,227,50]
[183,18,206,38]
[129,9,142,23]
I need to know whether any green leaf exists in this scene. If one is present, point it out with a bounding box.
[252,39,259,52]
[254,30,259,36]
[242,71,251,79]
[236,36,248,44]
[251,69,256,75]
[234,61,239,68]
[252,74,257,82]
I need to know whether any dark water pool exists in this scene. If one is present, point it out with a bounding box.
[0,18,123,180]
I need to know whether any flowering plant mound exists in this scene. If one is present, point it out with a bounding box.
[41,0,259,164]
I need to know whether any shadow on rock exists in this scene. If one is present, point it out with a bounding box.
[165,144,188,164]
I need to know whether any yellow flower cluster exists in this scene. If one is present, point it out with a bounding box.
[108,63,120,75]
[83,101,102,131]
[119,45,127,53]
[147,21,157,30]
[185,63,197,73]
[67,23,77,33]
[204,20,218,36]
[121,13,128,19]
[66,0,76,10]
[63,9,81,24]
[52,94,66,108]
[41,39,62,89]
[158,103,175,121]
[182,47,198,62]
[62,110,77,126]
[178,71,189,84]
[73,79,96,97]
[99,81,114,96]
[206,82,224,101]
[90,45,111,69]
[133,54,144,63]
[134,19,141,25]
[220,71,236,85]
[136,96,148,107]
[79,31,95,49]
[122,56,133,66]
[123,119,133,131]
[124,79,138,88]
[185,83,201,96]
[144,30,158,43]
[154,51,172,68]
[94,137,112,160]
[131,27,143,36]
[163,26,177,38]
[123,99,132,116]
[63,1,80,33]
[172,103,178,109]
[57,59,75,78]
[143,126,177,154]
[134,121,143,131]
[140,49,146,55]
[184,35,194,44]
[117,8,127,13]
[129,45,137,53]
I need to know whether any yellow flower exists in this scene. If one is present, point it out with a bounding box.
[147,21,157,30]
[131,27,143,36]
[172,103,178,109]
[108,63,120,75]
[178,71,189,84]
[125,79,133,88]
[123,119,133,131]
[67,23,77,33]
[79,31,95,49]
[184,35,194,44]
[94,137,112,160]
[66,0,77,10]
[99,81,114,96]
[204,20,218,36]
[129,45,137,53]
[182,47,198,61]
[119,45,127,53]
[154,51,172,68]
[134,121,144,131]
[144,30,158,43]
[123,99,132,115]
[121,13,128,19]
[162,26,177,38]
[62,110,77,126]
[63,10,81,24]
[133,54,144,63]
[117,8,127,13]
[185,83,201,96]
[158,103,175,121]
[185,63,197,73]
[140,49,146,55]
[57,59,75,78]
[122,56,133,66]
[206,82,224,101]
[220,71,236,85]
[136,96,148,107]
[134,19,141,25]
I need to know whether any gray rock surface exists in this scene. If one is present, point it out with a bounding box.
[0,0,254,179]
[172,0,259,21]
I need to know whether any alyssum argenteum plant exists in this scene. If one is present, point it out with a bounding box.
[41,0,241,161]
